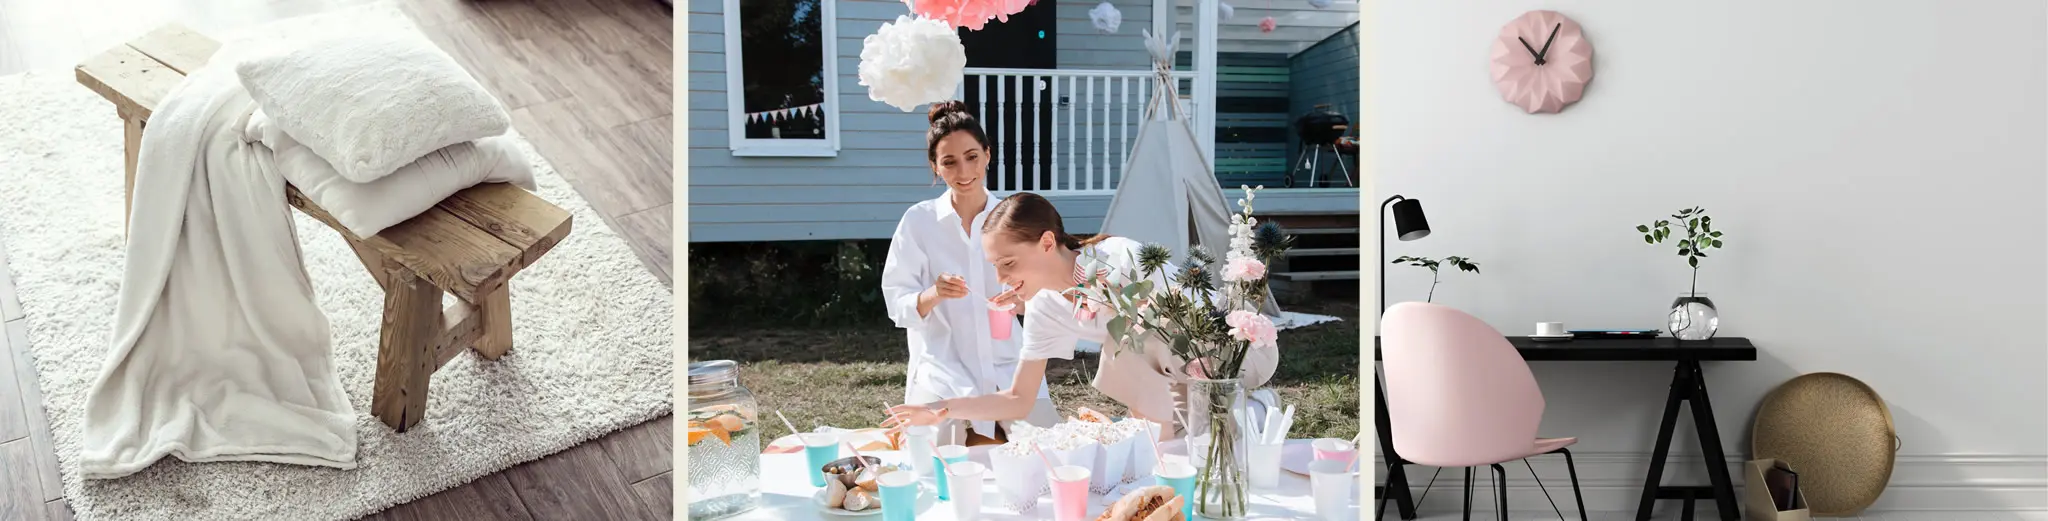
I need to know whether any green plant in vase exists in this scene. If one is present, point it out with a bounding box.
[1390,256,1479,303]
[1073,186,1292,519]
[1636,206,1725,340]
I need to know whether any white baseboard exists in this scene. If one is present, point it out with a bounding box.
[1370,452,2048,514]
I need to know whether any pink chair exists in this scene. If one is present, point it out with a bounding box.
[1381,302,1587,521]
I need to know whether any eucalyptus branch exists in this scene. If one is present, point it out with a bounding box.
[1080,185,1285,388]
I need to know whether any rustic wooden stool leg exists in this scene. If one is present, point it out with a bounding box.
[122,116,143,235]
[474,286,513,360]
[372,265,441,432]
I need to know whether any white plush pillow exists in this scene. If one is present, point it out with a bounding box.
[236,33,512,184]
[245,110,537,238]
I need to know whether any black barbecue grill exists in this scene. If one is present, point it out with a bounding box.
[1296,109,1350,146]
[1288,105,1356,188]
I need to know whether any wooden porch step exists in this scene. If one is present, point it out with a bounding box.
[1284,227,1359,235]
[1286,247,1358,257]
[1273,271,1360,281]
[1251,209,1360,216]
[1251,211,1360,232]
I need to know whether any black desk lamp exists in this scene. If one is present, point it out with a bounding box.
[1379,196,1430,313]
[1374,194,1429,520]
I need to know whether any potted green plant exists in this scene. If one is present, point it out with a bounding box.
[1390,256,1479,303]
[1636,206,1724,340]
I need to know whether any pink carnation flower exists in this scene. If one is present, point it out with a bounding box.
[1223,258,1267,282]
[907,0,1032,31]
[1226,310,1279,350]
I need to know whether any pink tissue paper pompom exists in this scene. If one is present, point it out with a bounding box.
[906,0,1033,31]
[1259,16,1278,33]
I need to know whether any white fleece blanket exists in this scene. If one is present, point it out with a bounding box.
[76,59,357,479]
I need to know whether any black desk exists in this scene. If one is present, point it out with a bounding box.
[1370,337,1757,521]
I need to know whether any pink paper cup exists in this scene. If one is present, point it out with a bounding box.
[1312,438,1357,465]
[989,308,1013,340]
[1048,465,1092,521]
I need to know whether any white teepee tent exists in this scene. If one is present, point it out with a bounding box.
[1098,30,1283,318]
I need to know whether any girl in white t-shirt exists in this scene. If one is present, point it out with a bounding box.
[877,101,1059,445]
[885,192,1279,437]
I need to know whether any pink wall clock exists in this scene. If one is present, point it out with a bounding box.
[1490,10,1594,114]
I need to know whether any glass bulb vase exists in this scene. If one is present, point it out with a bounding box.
[1667,293,1719,341]
[1185,377,1251,520]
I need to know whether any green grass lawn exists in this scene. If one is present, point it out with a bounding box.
[688,298,1362,443]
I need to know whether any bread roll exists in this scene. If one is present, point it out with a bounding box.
[855,467,881,492]
[825,478,849,508]
[843,488,878,511]
[1094,485,1185,521]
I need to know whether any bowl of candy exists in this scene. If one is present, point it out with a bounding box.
[815,458,903,514]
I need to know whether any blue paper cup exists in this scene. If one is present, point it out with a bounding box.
[878,469,920,521]
[1155,457,1197,520]
[800,433,840,487]
[933,444,971,501]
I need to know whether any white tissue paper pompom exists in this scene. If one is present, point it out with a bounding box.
[1089,2,1122,33]
[858,15,969,112]
[1218,2,1235,20]
[1307,0,1332,8]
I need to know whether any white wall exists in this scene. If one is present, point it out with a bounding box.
[1373,0,2048,512]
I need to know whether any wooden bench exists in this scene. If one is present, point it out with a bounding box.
[76,25,574,432]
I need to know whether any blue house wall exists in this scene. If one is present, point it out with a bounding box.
[1286,22,1361,180]
[688,0,1356,243]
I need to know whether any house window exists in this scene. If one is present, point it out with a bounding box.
[724,0,839,157]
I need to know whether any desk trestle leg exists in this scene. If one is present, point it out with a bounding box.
[1635,360,1740,521]
[1374,372,1419,520]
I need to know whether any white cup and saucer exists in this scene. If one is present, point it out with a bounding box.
[1530,322,1574,342]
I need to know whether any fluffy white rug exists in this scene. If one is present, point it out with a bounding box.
[0,5,672,520]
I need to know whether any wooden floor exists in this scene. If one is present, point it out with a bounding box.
[0,0,673,519]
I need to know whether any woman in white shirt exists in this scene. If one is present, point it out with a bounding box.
[879,101,1059,445]
[885,192,1279,437]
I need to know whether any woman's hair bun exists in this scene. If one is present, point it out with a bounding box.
[928,100,971,124]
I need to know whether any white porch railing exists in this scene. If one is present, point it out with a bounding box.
[958,67,1199,196]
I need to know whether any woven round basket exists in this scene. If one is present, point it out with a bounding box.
[1751,372,1899,516]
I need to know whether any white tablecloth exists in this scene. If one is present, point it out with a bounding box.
[722,447,1359,520]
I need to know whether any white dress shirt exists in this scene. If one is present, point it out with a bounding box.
[881,191,1050,437]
